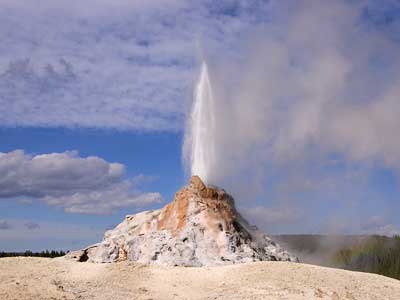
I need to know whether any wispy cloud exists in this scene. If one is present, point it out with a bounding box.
[0,150,163,214]
[0,0,270,131]
[24,221,40,230]
[0,220,11,230]
[241,206,303,229]
[359,215,400,236]
[0,218,104,251]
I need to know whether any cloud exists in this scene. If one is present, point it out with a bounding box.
[17,198,33,205]
[0,220,11,230]
[0,0,272,131]
[241,206,303,227]
[42,181,163,215]
[0,150,124,198]
[0,218,104,251]
[24,221,40,230]
[360,215,400,236]
[369,224,400,237]
[0,150,163,214]
[320,214,400,237]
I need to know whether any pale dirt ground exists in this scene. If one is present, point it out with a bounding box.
[1,257,400,300]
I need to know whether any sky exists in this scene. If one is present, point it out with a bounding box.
[1,0,400,251]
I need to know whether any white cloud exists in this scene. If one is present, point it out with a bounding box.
[370,224,400,236]
[0,220,11,230]
[42,180,162,215]
[24,221,40,230]
[0,0,270,131]
[360,215,400,236]
[241,206,303,226]
[0,218,101,240]
[0,150,163,214]
[0,218,105,251]
[0,150,124,197]
[313,212,400,237]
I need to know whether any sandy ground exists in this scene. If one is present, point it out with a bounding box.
[0,257,399,300]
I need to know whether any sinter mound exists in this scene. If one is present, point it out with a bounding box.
[67,176,297,266]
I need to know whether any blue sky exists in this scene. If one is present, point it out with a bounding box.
[1,0,400,251]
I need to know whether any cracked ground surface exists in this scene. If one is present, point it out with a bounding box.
[1,257,400,300]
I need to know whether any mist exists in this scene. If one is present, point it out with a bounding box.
[183,0,400,234]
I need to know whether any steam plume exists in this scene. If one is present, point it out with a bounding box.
[184,1,400,234]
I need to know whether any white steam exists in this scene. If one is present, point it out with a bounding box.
[184,0,400,216]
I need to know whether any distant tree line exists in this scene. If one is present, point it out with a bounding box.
[273,234,400,280]
[334,235,400,280]
[0,250,66,258]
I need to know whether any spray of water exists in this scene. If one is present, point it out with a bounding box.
[190,62,215,184]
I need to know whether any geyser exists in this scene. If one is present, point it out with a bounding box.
[190,62,215,185]
[67,62,297,266]
[67,176,297,266]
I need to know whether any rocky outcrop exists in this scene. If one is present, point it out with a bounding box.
[67,176,297,266]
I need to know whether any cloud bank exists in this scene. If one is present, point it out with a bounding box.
[0,218,104,251]
[0,220,11,230]
[24,221,40,230]
[0,0,271,131]
[0,150,162,214]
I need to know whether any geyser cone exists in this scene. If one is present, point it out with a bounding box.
[67,176,298,266]
[190,62,216,185]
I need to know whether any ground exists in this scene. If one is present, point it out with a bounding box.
[0,257,399,300]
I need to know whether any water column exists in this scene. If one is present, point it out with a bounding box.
[190,62,215,185]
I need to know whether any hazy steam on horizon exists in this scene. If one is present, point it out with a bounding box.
[184,1,400,234]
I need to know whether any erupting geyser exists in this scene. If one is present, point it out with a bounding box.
[190,62,215,185]
[67,62,297,267]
